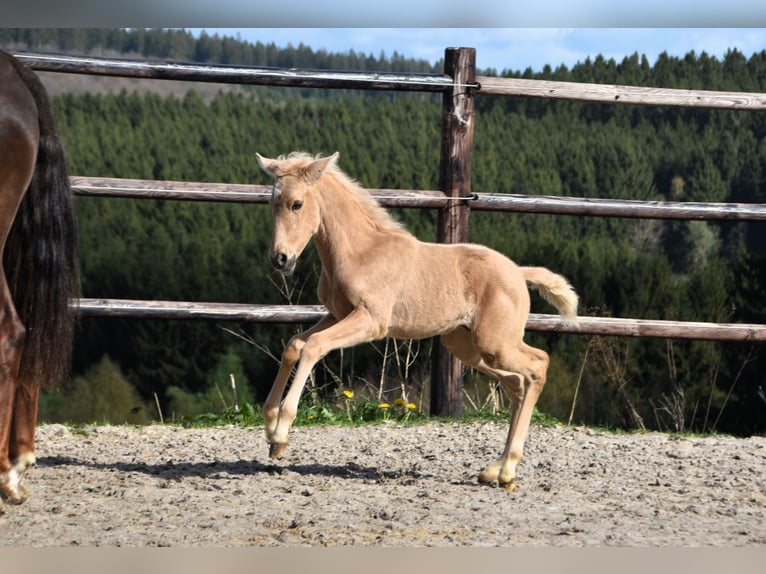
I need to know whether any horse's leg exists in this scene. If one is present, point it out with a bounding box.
[0,280,28,506]
[269,308,381,457]
[440,327,533,490]
[0,163,34,507]
[475,332,549,490]
[0,57,50,509]
[6,372,39,502]
[263,314,337,454]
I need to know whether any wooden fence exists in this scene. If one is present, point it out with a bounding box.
[16,48,766,417]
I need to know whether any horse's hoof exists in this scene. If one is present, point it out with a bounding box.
[477,465,500,485]
[269,442,288,459]
[477,474,497,487]
[0,482,28,505]
[500,480,517,492]
[478,465,517,491]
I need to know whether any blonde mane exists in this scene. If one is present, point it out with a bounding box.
[279,152,406,235]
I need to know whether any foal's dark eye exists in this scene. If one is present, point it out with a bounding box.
[291,201,303,212]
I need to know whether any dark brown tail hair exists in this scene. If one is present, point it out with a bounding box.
[3,52,80,387]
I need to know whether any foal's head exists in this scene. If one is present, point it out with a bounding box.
[256,151,339,275]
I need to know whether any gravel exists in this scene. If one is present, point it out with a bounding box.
[2,421,764,547]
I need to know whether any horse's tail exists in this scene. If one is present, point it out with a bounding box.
[521,267,579,327]
[3,56,79,388]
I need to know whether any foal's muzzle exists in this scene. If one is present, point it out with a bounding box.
[270,251,296,275]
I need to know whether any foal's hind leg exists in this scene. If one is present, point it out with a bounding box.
[478,338,549,490]
[441,326,549,490]
[478,342,548,490]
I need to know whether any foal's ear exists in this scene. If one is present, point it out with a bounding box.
[300,152,340,183]
[255,153,284,177]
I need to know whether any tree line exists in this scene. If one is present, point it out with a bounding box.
[4,29,764,435]
[0,27,442,74]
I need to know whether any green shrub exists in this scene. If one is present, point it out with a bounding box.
[165,349,255,422]
[39,355,151,424]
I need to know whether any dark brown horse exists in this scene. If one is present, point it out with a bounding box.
[0,50,79,514]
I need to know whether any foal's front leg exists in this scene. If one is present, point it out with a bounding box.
[263,315,337,453]
[268,307,382,458]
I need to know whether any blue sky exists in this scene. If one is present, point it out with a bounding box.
[7,2,765,73]
[188,28,766,74]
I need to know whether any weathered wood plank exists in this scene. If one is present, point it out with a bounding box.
[469,193,766,221]
[15,51,455,93]
[71,177,766,221]
[526,314,766,341]
[70,176,450,207]
[432,48,478,418]
[477,75,766,111]
[74,299,766,342]
[19,51,766,109]
[76,298,328,323]
[71,177,271,203]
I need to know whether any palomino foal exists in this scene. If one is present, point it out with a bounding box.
[255,151,578,489]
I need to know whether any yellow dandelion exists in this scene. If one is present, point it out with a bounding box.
[406,403,417,410]
[378,403,390,409]
[343,389,354,399]
[394,398,405,407]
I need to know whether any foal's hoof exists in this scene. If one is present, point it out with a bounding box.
[477,465,517,491]
[269,442,288,459]
[502,480,517,492]
[477,464,501,485]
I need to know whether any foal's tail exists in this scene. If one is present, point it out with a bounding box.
[522,267,579,326]
[4,55,80,388]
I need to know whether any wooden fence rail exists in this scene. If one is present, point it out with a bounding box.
[15,51,766,111]
[477,75,766,111]
[15,51,459,92]
[76,299,766,342]
[72,176,766,221]
[70,177,451,208]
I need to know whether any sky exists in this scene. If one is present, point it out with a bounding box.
[6,1,765,74]
[188,28,766,74]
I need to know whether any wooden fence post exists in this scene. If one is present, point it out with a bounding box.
[430,47,477,418]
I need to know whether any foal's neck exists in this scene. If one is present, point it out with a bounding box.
[314,177,403,269]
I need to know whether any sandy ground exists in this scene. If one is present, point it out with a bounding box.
[1,421,764,547]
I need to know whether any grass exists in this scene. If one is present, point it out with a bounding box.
[175,398,429,429]
[172,391,561,431]
[136,358,567,430]
[45,389,731,440]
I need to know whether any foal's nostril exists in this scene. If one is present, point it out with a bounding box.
[271,252,288,270]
